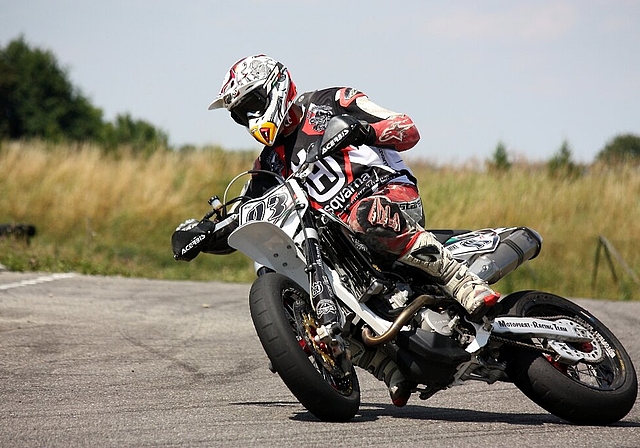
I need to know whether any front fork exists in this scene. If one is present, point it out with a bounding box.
[301,213,351,375]
[302,212,341,328]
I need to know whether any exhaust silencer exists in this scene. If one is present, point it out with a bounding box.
[468,227,542,284]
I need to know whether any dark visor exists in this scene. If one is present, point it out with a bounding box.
[230,87,269,127]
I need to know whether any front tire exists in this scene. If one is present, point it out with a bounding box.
[499,291,637,425]
[249,273,360,422]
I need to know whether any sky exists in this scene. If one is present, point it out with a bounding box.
[2,0,639,164]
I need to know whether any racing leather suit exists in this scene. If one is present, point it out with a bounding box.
[245,87,423,259]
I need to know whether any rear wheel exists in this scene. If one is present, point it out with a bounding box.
[249,273,360,421]
[499,291,637,425]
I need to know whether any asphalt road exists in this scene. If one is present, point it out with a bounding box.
[1,272,639,447]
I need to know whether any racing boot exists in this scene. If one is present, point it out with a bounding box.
[398,231,500,322]
[348,338,413,407]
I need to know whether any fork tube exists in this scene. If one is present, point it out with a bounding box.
[302,213,340,327]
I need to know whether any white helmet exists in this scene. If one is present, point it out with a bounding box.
[208,55,297,146]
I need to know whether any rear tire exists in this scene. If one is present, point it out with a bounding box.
[249,273,360,421]
[499,291,637,425]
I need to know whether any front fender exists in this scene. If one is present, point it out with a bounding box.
[228,221,308,291]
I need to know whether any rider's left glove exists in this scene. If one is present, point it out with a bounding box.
[352,120,377,147]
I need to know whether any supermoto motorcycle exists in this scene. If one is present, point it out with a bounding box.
[189,116,637,424]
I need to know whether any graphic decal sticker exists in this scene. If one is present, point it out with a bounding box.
[378,121,415,144]
[367,197,401,232]
[305,103,334,134]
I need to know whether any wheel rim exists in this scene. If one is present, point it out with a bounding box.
[281,288,355,396]
[527,304,626,391]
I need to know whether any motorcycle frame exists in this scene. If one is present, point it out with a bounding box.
[227,173,596,368]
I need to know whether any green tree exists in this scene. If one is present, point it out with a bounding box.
[102,113,169,154]
[548,140,580,179]
[486,141,512,171]
[597,133,640,164]
[0,36,170,152]
[0,36,103,141]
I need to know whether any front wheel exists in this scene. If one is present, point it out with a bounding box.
[249,273,360,422]
[499,291,637,425]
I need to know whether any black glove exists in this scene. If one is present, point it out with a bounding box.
[171,218,216,261]
[352,120,377,147]
[326,115,376,149]
[308,115,377,162]
[172,215,238,261]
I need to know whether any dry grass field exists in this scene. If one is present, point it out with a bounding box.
[1,140,639,300]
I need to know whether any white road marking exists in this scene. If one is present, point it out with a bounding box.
[0,273,76,291]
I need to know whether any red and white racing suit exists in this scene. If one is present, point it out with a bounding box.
[247,87,422,260]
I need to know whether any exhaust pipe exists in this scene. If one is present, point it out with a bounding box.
[362,294,435,346]
[469,227,542,284]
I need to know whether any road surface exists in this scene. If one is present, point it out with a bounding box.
[1,272,639,447]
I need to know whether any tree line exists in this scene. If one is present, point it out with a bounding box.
[0,36,168,153]
[487,132,640,178]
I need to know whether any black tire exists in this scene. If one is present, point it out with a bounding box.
[249,272,360,421]
[499,290,637,425]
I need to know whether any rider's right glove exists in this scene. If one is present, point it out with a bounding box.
[171,215,238,261]
[172,218,214,261]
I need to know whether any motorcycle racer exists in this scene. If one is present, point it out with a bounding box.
[172,55,500,407]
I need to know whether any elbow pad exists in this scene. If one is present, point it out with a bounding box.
[370,115,420,151]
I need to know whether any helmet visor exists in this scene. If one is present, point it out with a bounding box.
[229,87,269,127]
